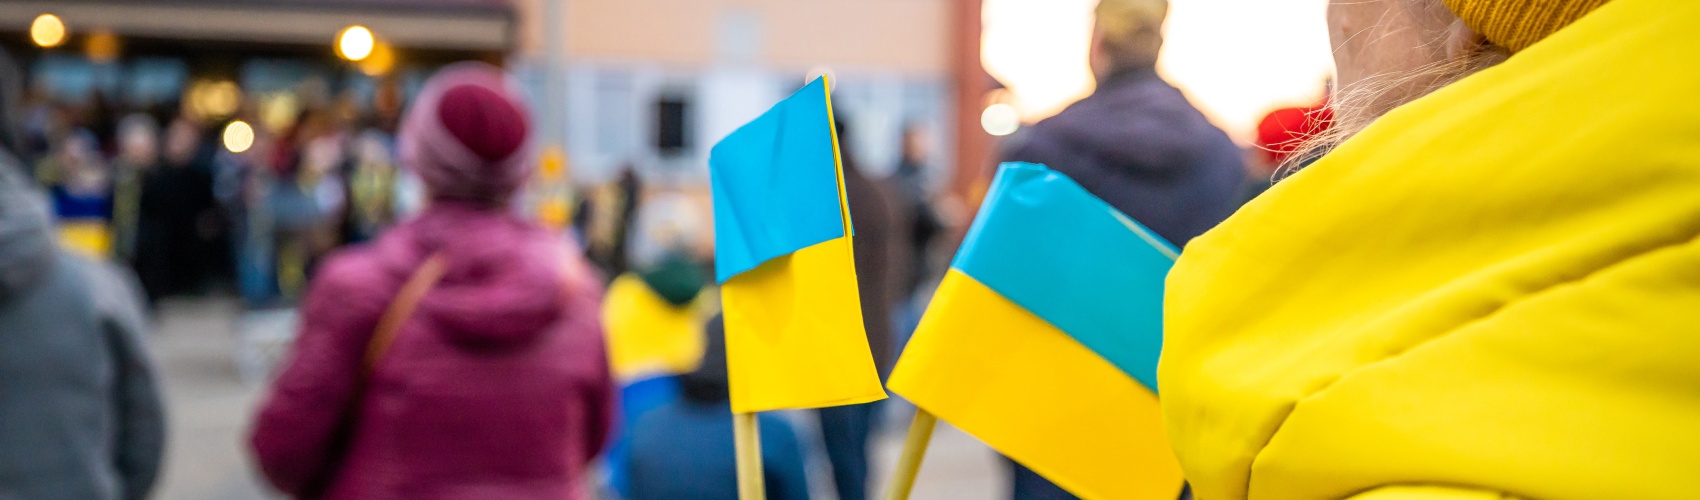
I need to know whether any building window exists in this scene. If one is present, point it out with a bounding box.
[655,94,691,157]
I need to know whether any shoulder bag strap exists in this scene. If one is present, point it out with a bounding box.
[363,253,449,375]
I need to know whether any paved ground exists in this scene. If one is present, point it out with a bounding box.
[145,297,1007,500]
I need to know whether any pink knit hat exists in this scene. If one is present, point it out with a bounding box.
[398,62,537,205]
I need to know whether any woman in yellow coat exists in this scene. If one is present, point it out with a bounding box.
[1159,0,1700,499]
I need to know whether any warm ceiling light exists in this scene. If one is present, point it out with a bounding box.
[337,25,375,61]
[222,120,255,154]
[30,13,67,48]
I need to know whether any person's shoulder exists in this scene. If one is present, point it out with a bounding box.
[62,253,148,333]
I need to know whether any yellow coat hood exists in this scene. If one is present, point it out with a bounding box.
[1159,0,1700,498]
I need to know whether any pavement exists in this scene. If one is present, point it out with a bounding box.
[144,296,1007,500]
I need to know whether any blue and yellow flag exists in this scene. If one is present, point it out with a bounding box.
[887,162,1183,499]
[709,76,886,414]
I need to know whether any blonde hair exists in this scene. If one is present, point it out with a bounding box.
[1095,0,1168,68]
[1279,36,1508,177]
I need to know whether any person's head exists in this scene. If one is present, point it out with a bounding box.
[1091,0,1168,81]
[398,62,536,208]
[1304,0,1611,170]
[164,117,201,168]
[116,114,160,168]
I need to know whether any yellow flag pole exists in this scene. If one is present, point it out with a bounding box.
[734,411,767,500]
[882,409,939,500]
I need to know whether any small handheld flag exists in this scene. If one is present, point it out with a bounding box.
[885,162,1184,500]
[709,75,887,414]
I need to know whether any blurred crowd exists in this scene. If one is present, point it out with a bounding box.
[12,73,427,309]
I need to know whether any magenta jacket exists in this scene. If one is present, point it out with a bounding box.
[250,203,614,499]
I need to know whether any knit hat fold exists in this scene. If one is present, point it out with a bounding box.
[1442,0,1612,53]
[398,62,537,205]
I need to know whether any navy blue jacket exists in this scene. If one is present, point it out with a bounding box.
[1005,67,1247,246]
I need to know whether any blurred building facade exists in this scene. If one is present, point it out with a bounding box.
[511,0,955,185]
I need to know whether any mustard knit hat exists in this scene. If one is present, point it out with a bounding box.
[1442,0,1613,52]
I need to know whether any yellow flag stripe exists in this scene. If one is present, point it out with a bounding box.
[723,235,887,413]
[889,270,1183,499]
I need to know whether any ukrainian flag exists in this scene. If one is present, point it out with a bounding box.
[709,76,886,414]
[887,162,1183,499]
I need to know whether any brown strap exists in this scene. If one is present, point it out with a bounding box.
[363,253,449,374]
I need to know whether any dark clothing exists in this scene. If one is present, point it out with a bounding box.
[889,160,942,298]
[626,402,810,500]
[819,402,881,500]
[0,161,165,500]
[1008,458,1080,500]
[842,165,904,375]
[1005,67,1247,246]
[133,160,217,301]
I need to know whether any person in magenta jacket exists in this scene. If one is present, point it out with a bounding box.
[249,62,615,500]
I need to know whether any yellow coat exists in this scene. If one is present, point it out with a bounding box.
[1159,0,1700,499]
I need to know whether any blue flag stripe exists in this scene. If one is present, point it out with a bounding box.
[950,162,1176,392]
[709,77,846,283]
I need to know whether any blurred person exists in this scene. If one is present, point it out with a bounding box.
[998,0,1245,497]
[626,315,811,500]
[133,117,216,302]
[1005,0,1245,246]
[1160,0,1700,499]
[342,129,399,244]
[887,125,944,339]
[600,248,712,497]
[582,166,642,278]
[817,115,905,500]
[0,127,165,500]
[111,114,160,264]
[250,62,614,499]
[46,129,116,258]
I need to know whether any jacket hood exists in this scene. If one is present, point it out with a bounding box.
[0,158,56,303]
[377,203,575,350]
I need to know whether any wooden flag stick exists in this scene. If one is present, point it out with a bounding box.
[882,409,939,500]
[734,411,767,500]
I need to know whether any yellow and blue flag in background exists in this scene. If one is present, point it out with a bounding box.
[709,76,886,414]
[887,162,1183,499]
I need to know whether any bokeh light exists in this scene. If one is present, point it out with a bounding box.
[337,25,375,61]
[222,120,255,154]
[981,103,1021,136]
[30,13,67,48]
[357,42,396,76]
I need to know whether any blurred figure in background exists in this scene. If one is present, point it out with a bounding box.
[250,62,613,499]
[46,129,116,258]
[0,44,166,497]
[822,115,906,500]
[626,315,811,500]
[110,114,160,266]
[133,117,216,303]
[999,0,1246,497]
[1005,0,1245,246]
[887,125,945,343]
[600,204,713,497]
